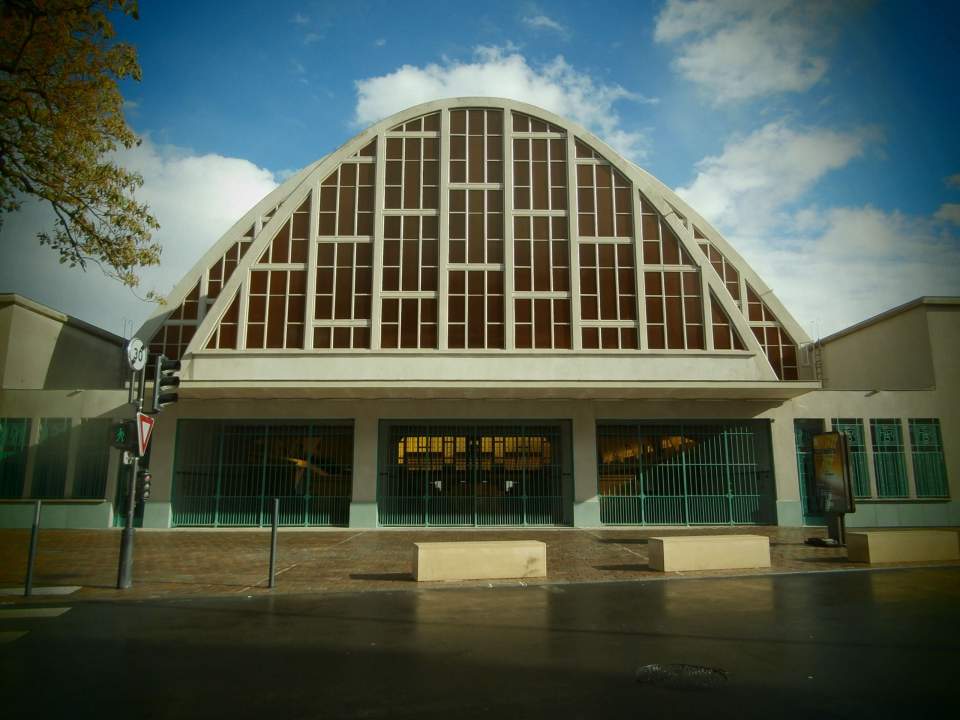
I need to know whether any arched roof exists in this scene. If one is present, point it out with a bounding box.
[139,97,809,382]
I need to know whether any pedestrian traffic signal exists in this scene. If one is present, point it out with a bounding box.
[110,420,137,451]
[136,469,152,502]
[152,354,181,412]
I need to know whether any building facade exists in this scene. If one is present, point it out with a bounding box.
[1,98,956,530]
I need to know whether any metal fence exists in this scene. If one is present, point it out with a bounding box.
[172,420,354,527]
[378,422,568,527]
[598,421,775,525]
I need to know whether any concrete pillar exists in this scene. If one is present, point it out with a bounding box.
[349,409,378,527]
[572,404,600,527]
[141,410,177,528]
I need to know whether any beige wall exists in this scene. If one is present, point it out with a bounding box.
[0,297,126,390]
[820,305,934,391]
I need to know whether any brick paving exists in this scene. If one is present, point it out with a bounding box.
[1,526,958,603]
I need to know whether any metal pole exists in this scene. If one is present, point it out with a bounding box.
[24,500,41,597]
[268,497,279,588]
[117,367,145,590]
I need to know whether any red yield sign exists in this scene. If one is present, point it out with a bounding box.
[136,412,155,457]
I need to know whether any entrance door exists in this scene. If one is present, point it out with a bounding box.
[378,422,571,527]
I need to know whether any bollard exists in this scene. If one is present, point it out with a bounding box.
[268,497,279,588]
[24,500,41,597]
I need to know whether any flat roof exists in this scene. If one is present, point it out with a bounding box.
[819,296,960,345]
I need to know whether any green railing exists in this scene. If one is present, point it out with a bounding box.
[910,419,949,497]
[172,420,353,527]
[0,418,31,498]
[598,421,775,525]
[870,419,907,498]
[378,423,568,527]
[832,418,870,497]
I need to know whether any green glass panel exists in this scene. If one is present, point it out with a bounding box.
[831,419,870,497]
[598,421,774,526]
[32,418,71,498]
[0,418,31,498]
[73,419,111,498]
[870,419,907,498]
[910,419,948,498]
[172,420,353,527]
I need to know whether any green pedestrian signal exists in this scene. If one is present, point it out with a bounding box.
[110,420,137,451]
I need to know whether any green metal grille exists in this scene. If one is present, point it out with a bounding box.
[31,418,71,498]
[0,418,31,498]
[910,419,948,497]
[378,422,568,527]
[870,419,908,498]
[831,418,870,497]
[793,419,824,525]
[172,420,353,527]
[598,421,775,526]
[73,419,111,498]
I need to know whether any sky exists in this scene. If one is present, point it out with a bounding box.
[2,0,959,339]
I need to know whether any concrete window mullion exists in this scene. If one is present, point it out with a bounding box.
[370,131,387,349]
[566,135,582,351]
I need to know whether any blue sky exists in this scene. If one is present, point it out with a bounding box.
[3,0,959,338]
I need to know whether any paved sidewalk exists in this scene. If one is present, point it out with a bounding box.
[1,526,958,602]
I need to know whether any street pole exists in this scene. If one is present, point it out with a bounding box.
[24,499,41,597]
[117,367,145,589]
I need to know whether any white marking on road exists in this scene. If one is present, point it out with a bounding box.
[0,631,28,643]
[0,607,71,618]
[0,586,81,596]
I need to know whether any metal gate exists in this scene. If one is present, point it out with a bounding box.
[378,422,571,526]
[597,421,776,525]
[172,420,353,527]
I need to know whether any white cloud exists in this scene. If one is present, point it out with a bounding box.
[654,0,843,104]
[522,13,568,37]
[0,138,278,334]
[354,45,652,159]
[934,203,960,225]
[677,121,871,235]
[737,206,960,336]
[674,121,959,334]
[374,38,386,47]
[291,12,309,25]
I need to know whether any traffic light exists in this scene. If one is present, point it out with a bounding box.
[152,354,181,412]
[110,420,137,451]
[136,469,152,502]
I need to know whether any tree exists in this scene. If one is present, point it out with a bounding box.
[0,0,160,289]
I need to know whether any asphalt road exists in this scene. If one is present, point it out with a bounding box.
[2,568,958,719]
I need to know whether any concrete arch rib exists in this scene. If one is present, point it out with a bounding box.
[135,158,325,346]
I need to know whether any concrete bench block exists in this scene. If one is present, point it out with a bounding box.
[847,530,960,563]
[413,540,547,582]
[648,534,771,572]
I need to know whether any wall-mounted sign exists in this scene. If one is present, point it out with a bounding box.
[812,432,855,514]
